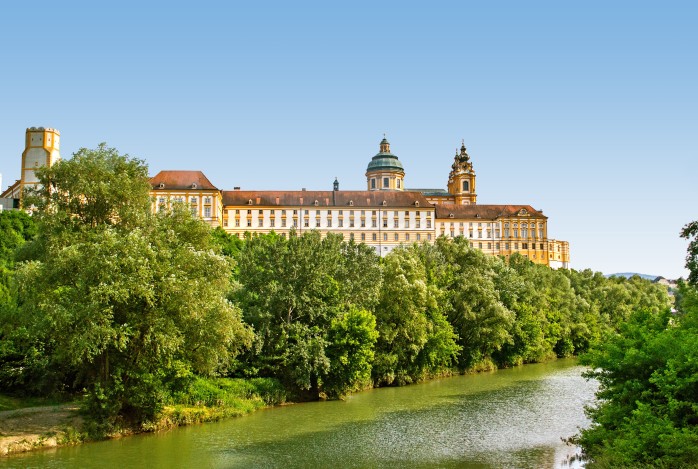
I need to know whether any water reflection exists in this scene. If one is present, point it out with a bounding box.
[1,359,596,469]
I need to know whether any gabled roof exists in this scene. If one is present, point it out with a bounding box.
[222,190,433,208]
[0,180,20,199]
[434,204,547,220]
[150,171,218,191]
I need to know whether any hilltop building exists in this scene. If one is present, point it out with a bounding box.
[150,137,570,268]
[2,128,570,268]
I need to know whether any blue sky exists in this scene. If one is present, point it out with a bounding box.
[1,1,696,278]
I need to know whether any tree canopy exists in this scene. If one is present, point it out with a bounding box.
[577,219,698,467]
[1,144,252,428]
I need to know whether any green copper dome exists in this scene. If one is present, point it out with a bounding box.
[366,138,405,173]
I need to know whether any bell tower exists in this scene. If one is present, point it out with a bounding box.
[447,141,477,205]
[20,127,61,204]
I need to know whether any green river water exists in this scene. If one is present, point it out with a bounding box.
[1,359,597,469]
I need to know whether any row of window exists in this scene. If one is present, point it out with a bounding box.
[229,218,433,229]
[158,196,213,205]
[230,231,432,243]
[503,228,545,239]
[235,209,429,217]
[370,177,402,189]
[157,199,214,218]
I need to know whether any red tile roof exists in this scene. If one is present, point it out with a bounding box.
[222,190,433,208]
[434,204,547,220]
[150,171,218,190]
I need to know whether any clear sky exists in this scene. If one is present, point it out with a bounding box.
[1,1,696,279]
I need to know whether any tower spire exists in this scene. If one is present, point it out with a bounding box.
[379,135,390,153]
[447,140,476,205]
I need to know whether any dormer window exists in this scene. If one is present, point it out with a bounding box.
[191,183,197,189]
[382,200,387,206]
[449,213,454,218]
[248,199,253,205]
[158,183,165,189]
[415,201,420,207]
[349,200,354,206]
[314,200,319,206]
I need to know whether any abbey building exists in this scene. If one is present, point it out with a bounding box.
[2,128,570,268]
[149,136,570,268]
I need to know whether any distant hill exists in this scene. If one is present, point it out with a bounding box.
[606,272,659,281]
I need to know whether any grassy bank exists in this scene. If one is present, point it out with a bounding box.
[155,377,289,429]
[0,377,289,457]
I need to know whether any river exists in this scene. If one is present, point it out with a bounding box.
[1,359,597,469]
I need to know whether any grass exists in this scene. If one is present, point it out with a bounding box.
[154,377,289,430]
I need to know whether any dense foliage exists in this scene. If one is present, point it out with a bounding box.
[577,222,698,467]
[0,211,36,303]
[0,143,673,434]
[0,145,252,429]
[229,232,669,398]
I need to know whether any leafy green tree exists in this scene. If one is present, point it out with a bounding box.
[0,210,36,305]
[211,226,244,259]
[681,220,698,286]
[430,237,514,370]
[235,231,381,396]
[578,220,698,466]
[579,304,698,466]
[8,145,252,427]
[323,307,378,398]
[373,247,459,385]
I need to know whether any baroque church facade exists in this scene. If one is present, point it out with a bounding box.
[149,136,570,268]
[2,128,570,268]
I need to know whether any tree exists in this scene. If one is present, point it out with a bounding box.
[234,231,381,396]
[9,144,252,427]
[373,246,459,385]
[681,220,698,286]
[323,307,378,398]
[0,210,36,305]
[578,220,698,466]
[430,237,514,370]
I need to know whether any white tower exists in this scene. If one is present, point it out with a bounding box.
[20,127,61,204]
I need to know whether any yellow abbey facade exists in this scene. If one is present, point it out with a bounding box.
[149,137,570,268]
[2,128,570,268]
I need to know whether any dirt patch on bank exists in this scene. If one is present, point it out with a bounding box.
[0,404,83,456]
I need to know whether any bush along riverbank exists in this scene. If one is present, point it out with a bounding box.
[0,147,673,453]
[0,377,289,455]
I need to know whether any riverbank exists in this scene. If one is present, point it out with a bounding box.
[0,404,82,456]
[0,377,289,457]
[0,360,566,458]
[0,359,594,468]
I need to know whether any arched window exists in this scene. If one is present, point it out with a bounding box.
[462,180,469,191]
